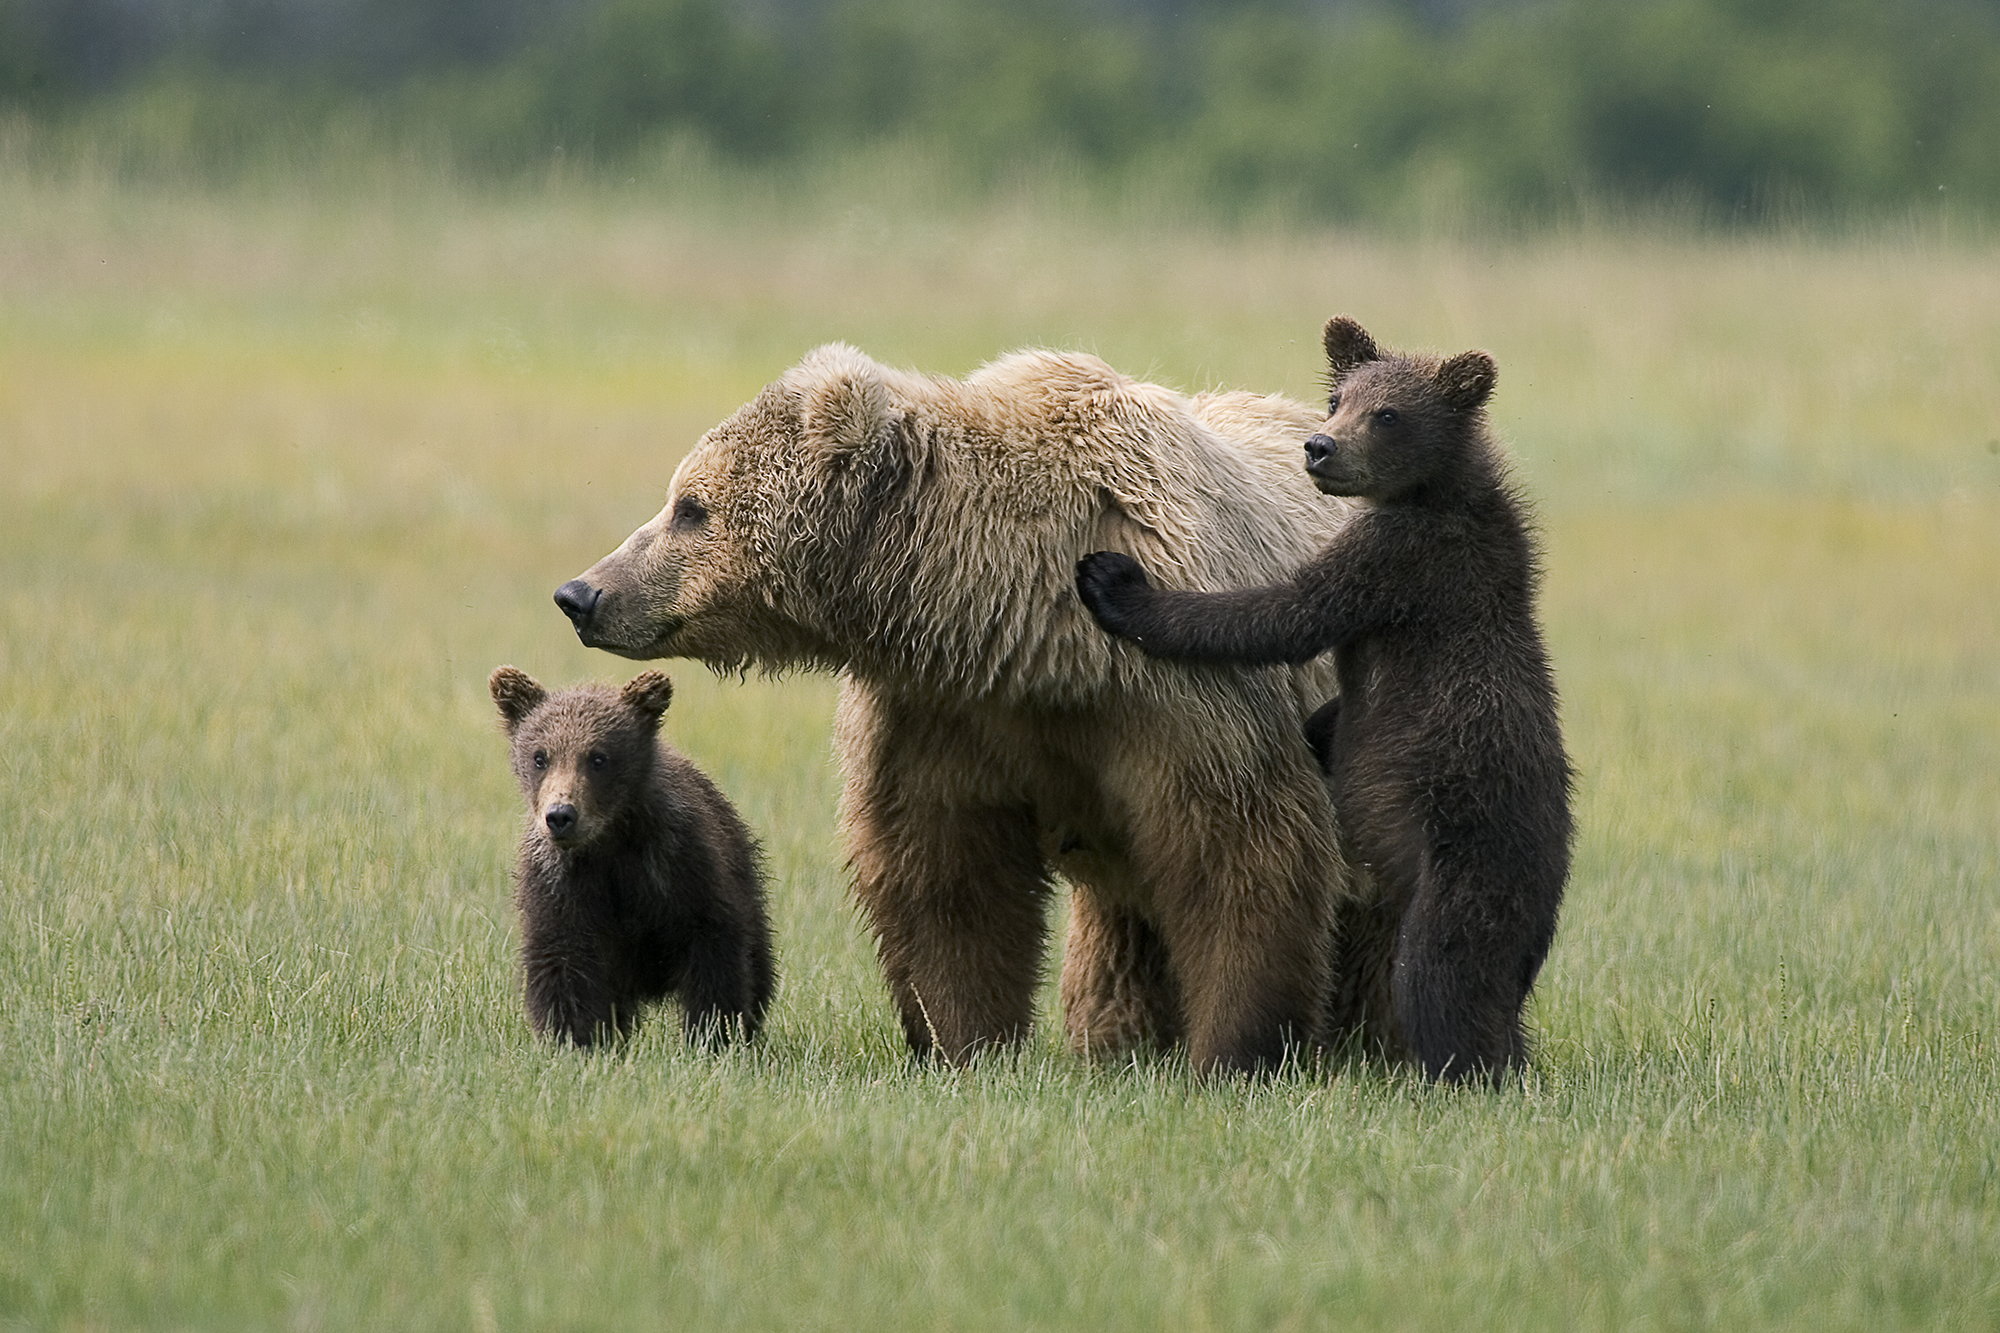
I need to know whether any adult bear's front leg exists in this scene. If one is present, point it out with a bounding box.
[846,796,1053,1061]
[836,688,1054,1062]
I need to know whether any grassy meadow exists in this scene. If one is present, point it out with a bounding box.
[2,169,1997,1329]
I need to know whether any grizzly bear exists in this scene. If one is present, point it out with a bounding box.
[552,344,1351,1075]
[1076,317,1573,1085]
[490,665,776,1047]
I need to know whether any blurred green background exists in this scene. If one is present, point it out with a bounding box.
[4,0,1999,226]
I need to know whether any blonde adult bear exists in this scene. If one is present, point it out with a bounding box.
[555,343,1350,1075]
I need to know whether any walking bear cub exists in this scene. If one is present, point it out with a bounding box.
[489,666,776,1047]
[1076,317,1573,1085]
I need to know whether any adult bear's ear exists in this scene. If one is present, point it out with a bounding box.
[490,666,546,733]
[1437,350,1497,413]
[1323,316,1380,384]
[621,671,673,725]
[791,343,891,451]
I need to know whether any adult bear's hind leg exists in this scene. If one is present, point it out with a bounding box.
[1059,891,1183,1060]
[1323,885,1404,1061]
[1144,788,1337,1077]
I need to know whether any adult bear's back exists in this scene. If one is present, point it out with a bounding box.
[849,347,1351,707]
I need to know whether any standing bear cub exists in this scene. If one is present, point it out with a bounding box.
[1077,317,1573,1085]
[490,666,776,1048]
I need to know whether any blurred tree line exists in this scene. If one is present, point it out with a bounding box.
[4,0,1997,221]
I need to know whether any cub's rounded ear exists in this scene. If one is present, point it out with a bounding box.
[490,666,546,731]
[790,343,891,451]
[1322,316,1380,384]
[621,671,674,723]
[1436,350,1498,412]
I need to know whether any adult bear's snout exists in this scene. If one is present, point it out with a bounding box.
[554,579,602,632]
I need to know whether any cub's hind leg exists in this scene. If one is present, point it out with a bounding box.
[1389,852,1536,1085]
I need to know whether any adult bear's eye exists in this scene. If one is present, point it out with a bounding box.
[532,750,548,770]
[588,752,608,771]
[1327,393,1341,411]
[671,495,708,531]
[1374,408,1400,427]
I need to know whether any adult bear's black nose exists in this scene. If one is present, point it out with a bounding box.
[1304,434,1336,466]
[545,803,578,839]
[554,579,601,629]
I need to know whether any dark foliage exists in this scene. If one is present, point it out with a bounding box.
[7,0,1998,219]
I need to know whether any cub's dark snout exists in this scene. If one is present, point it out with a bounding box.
[1304,434,1353,491]
[554,580,601,631]
[544,803,579,840]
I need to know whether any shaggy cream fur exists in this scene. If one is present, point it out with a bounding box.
[562,344,1354,1073]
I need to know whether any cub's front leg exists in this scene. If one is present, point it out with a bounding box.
[1076,551,1320,667]
[521,932,624,1047]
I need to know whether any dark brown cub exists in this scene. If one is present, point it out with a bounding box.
[489,666,776,1048]
[1076,316,1573,1086]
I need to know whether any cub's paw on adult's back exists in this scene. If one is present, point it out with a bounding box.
[1076,551,1154,639]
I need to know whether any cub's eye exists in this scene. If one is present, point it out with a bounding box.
[1374,408,1400,427]
[532,750,548,770]
[671,495,708,531]
[1327,392,1341,411]
[588,752,608,771]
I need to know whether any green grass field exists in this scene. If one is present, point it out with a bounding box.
[3,171,1996,1330]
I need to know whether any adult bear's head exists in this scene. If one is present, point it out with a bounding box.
[556,344,928,676]
[555,340,1321,701]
